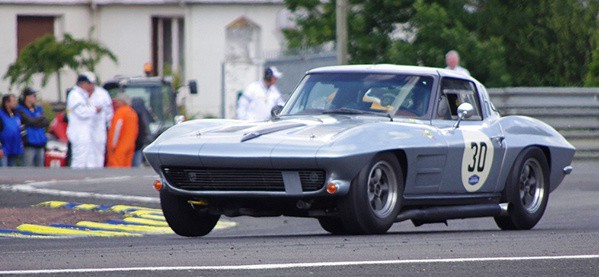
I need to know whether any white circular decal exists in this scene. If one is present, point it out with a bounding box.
[461,130,494,192]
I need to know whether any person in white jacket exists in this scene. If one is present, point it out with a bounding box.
[237,67,285,121]
[66,72,104,168]
[87,73,114,167]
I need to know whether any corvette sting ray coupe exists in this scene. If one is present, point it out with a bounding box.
[143,64,575,237]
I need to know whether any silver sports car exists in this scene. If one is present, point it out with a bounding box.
[144,64,575,237]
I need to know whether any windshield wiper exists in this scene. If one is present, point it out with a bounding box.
[323,108,393,121]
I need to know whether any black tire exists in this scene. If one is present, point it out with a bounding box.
[494,147,549,230]
[160,189,220,237]
[338,153,404,235]
[317,217,348,235]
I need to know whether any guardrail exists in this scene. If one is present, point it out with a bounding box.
[488,87,599,160]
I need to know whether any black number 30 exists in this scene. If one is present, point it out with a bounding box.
[467,141,487,172]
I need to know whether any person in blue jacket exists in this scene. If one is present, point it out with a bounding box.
[0,94,24,167]
[16,87,49,167]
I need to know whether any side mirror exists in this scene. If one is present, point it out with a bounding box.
[271,105,284,119]
[454,103,474,128]
[188,80,198,95]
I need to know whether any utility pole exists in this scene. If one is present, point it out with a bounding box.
[336,0,348,65]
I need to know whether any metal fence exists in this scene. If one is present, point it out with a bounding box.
[488,87,599,160]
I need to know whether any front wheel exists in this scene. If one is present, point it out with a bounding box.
[338,153,404,235]
[317,217,348,235]
[494,147,549,230]
[160,189,220,237]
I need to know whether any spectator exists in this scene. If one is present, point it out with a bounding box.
[106,93,138,167]
[130,97,152,167]
[237,67,285,121]
[16,87,49,167]
[86,72,114,167]
[445,50,471,76]
[0,94,24,167]
[66,72,103,168]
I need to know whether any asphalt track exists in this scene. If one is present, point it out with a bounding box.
[0,161,598,276]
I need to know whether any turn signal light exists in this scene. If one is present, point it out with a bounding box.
[153,180,163,191]
[326,183,338,194]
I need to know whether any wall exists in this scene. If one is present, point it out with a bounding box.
[0,4,91,101]
[185,4,285,118]
[0,2,286,120]
[93,5,185,82]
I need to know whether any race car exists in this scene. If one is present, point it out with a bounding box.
[143,64,575,237]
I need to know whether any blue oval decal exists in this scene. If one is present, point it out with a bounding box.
[468,175,480,185]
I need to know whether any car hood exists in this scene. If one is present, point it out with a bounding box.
[143,115,426,169]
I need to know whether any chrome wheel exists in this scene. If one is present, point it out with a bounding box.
[338,153,404,234]
[494,147,549,230]
[367,161,399,219]
[518,158,545,213]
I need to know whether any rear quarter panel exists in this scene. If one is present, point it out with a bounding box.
[498,115,575,192]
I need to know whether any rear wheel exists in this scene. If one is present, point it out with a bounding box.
[338,153,404,234]
[160,189,220,237]
[494,147,549,230]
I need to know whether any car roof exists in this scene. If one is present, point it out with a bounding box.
[307,64,476,81]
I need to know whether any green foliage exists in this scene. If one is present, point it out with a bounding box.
[477,0,599,86]
[3,33,117,90]
[584,34,599,86]
[283,0,599,87]
[388,0,510,86]
[283,0,413,63]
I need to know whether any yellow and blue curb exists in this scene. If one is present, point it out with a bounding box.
[0,201,237,239]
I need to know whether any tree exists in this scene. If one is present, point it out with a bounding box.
[476,0,599,86]
[283,0,510,85]
[283,0,599,87]
[387,0,510,86]
[3,33,117,101]
[283,0,414,63]
[585,34,599,86]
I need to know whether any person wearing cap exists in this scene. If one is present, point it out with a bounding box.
[237,66,285,121]
[16,87,49,167]
[0,94,24,167]
[66,72,104,168]
[106,93,138,167]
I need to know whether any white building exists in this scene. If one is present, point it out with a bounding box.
[0,0,288,118]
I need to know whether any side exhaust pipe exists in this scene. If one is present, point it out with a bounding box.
[395,203,509,224]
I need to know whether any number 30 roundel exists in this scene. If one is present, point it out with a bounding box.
[461,130,494,192]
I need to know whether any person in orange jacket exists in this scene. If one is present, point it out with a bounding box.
[106,93,138,167]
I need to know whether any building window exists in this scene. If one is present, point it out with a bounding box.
[152,17,184,77]
[17,15,55,55]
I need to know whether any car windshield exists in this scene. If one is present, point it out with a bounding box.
[282,72,434,118]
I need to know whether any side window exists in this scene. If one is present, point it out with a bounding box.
[436,78,482,120]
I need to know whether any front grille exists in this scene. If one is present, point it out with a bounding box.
[163,168,325,192]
